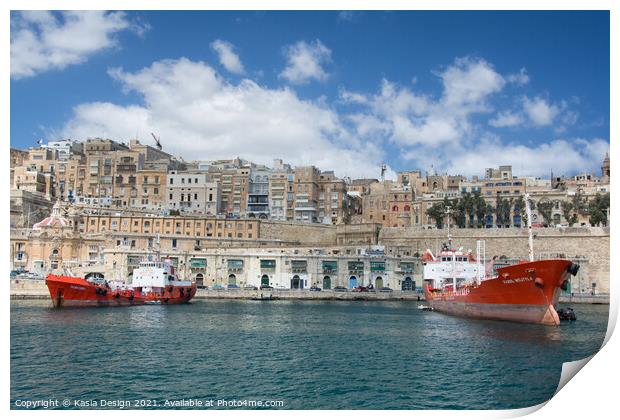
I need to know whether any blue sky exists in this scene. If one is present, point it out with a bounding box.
[10,10,610,179]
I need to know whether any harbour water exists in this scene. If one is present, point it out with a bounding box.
[11,299,608,410]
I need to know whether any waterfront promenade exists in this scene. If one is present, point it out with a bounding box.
[10,280,610,304]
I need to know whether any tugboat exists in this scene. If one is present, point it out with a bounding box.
[45,237,196,308]
[423,194,580,326]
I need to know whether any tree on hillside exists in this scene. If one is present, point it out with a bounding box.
[454,197,467,228]
[426,202,446,229]
[588,192,610,226]
[536,199,555,226]
[484,204,494,227]
[561,201,577,226]
[513,195,525,226]
[494,195,514,227]
[460,192,476,227]
[473,191,487,228]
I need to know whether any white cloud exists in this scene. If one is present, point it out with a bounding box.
[347,57,504,147]
[489,111,524,128]
[440,57,505,109]
[210,39,245,75]
[11,11,144,79]
[279,40,331,84]
[339,88,369,105]
[442,137,610,177]
[507,67,530,85]
[61,57,387,179]
[522,96,561,126]
[55,54,605,180]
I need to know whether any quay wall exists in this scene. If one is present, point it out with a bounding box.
[9,280,610,304]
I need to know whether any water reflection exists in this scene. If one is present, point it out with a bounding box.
[11,300,609,410]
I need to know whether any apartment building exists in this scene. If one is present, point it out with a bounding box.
[293,166,321,222]
[269,159,294,221]
[167,171,220,215]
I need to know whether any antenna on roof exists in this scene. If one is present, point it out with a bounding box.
[151,132,163,150]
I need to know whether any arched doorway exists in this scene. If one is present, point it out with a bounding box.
[261,274,270,286]
[323,276,331,290]
[375,276,384,289]
[228,274,236,286]
[291,275,302,289]
[402,277,413,291]
[195,273,204,287]
[348,276,358,289]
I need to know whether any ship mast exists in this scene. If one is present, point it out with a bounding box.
[156,233,161,262]
[525,193,534,262]
[445,206,452,249]
[445,206,456,292]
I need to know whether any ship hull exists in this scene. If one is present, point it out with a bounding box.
[45,275,197,308]
[424,259,573,326]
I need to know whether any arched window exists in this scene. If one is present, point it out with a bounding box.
[404,205,411,212]
[392,205,399,212]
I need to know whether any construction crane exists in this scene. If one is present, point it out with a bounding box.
[151,133,162,150]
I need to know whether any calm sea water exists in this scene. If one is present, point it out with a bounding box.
[11,299,608,410]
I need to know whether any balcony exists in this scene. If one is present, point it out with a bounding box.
[117,164,136,172]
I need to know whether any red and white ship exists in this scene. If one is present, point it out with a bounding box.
[45,258,197,308]
[422,195,579,326]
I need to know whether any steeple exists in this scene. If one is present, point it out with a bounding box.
[602,152,610,179]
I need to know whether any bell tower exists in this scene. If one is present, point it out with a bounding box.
[602,153,610,181]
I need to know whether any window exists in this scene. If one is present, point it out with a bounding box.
[170,178,174,185]
[169,194,173,200]
[172,239,177,248]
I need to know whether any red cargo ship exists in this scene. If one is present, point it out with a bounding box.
[422,197,579,326]
[45,258,197,308]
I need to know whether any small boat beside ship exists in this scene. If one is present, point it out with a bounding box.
[422,194,580,326]
[45,251,196,308]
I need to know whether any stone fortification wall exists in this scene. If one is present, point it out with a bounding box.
[259,220,337,246]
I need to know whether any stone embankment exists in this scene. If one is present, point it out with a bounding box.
[10,280,609,304]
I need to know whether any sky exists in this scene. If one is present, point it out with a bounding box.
[10,10,610,180]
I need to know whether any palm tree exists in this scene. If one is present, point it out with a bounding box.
[473,191,487,228]
[536,199,555,226]
[461,192,475,227]
[513,195,525,227]
[484,204,494,227]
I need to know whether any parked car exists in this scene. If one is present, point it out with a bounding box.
[212,284,225,290]
[333,286,347,292]
[378,287,393,292]
[243,285,258,290]
[260,284,274,290]
[309,286,322,292]
[227,284,239,289]
[352,286,369,292]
